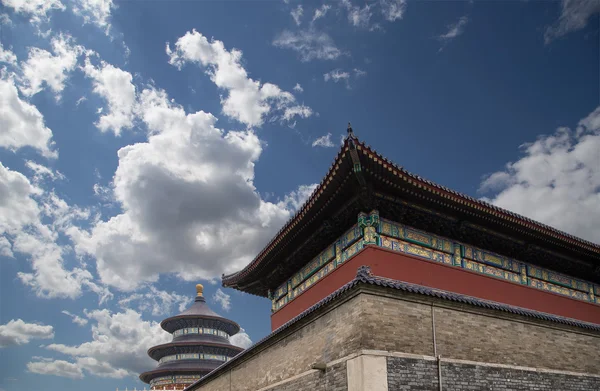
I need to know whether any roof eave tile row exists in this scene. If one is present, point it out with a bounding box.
[223,136,600,287]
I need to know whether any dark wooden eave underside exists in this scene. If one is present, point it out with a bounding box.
[223,137,600,296]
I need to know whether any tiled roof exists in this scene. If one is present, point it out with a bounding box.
[223,134,600,288]
[187,266,600,390]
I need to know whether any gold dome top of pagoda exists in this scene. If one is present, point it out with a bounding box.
[196,283,204,297]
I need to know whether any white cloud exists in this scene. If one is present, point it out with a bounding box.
[45,309,171,378]
[312,133,335,148]
[283,105,312,121]
[27,358,83,379]
[0,13,12,25]
[0,77,57,158]
[212,288,231,311]
[380,0,406,21]
[229,328,252,349]
[61,310,88,326]
[342,0,373,28]
[324,69,350,83]
[0,236,12,257]
[293,83,303,93]
[167,29,311,127]
[323,68,365,89]
[25,161,65,183]
[68,86,312,291]
[353,68,367,77]
[75,96,87,106]
[72,0,115,34]
[312,4,331,22]
[19,34,83,99]
[0,43,17,66]
[0,0,65,24]
[439,16,469,41]
[0,319,54,347]
[480,106,600,244]
[82,57,136,135]
[277,183,318,211]
[545,0,600,44]
[291,4,303,26]
[273,29,345,62]
[118,286,193,316]
[0,163,110,301]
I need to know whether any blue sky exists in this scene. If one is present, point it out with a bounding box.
[0,0,599,390]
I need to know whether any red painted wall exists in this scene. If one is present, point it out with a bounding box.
[271,246,600,330]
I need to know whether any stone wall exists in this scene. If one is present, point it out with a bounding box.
[387,356,600,391]
[263,361,347,391]
[193,294,361,391]
[190,285,600,391]
[358,287,600,373]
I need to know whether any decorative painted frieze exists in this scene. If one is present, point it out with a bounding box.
[270,214,599,313]
[527,265,591,292]
[529,278,591,302]
[380,236,452,265]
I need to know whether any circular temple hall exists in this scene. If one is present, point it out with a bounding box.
[139,284,244,390]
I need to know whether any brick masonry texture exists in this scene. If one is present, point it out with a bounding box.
[264,361,347,391]
[387,357,600,391]
[359,288,600,373]
[194,295,361,391]
[192,286,600,390]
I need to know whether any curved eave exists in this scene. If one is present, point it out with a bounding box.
[222,141,353,288]
[139,364,215,384]
[160,314,240,336]
[222,135,600,293]
[147,341,244,361]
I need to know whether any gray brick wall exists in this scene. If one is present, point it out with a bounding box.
[265,361,347,391]
[387,357,600,391]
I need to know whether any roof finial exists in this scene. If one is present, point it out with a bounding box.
[196,283,204,297]
[347,122,354,136]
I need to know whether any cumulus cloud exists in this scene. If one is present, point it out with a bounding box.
[277,183,318,212]
[0,78,57,158]
[480,106,600,244]
[291,4,303,26]
[72,0,115,33]
[212,288,231,312]
[45,309,170,378]
[118,286,193,316]
[312,133,335,148]
[25,161,65,184]
[273,29,345,62]
[0,319,54,348]
[61,311,88,326]
[19,34,84,99]
[0,43,17,66]
[167,30,311,127]
[0,163,110,301]
[27,358,84,379]
[293,83,303,93]
[545,0,600,44]
[229,328,252,349]
[67,86,313,290]
[82,57,137,135]
[1,0,65,24]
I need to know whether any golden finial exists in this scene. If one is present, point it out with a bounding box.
[196,284,204,297]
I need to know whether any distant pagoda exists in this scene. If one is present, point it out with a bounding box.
[139,284,244,390]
